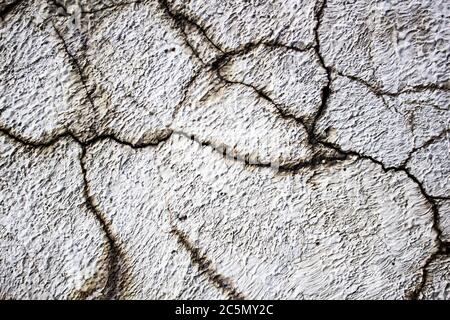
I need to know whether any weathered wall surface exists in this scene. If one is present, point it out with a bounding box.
[0,0,449,299]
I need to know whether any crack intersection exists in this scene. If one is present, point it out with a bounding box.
[1,0,449,300]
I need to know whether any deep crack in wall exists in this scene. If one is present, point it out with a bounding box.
[0,0,449,299]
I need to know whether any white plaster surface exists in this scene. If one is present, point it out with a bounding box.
[0,0,449,299]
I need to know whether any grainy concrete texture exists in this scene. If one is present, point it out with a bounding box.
[0,0,449,299]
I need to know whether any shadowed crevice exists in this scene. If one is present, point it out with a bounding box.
[0,0,25,20]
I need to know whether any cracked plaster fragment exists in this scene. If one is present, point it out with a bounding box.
[2,0,201,145]
[219,45,328,123]
[1,0,448,301]
[0,133,109,299]
[173,71,336,168]
[166,0,318,52]
[86,134,437,299]
[0,1,92,143]
[407,135,450,198]
[419,255,450,300]
[436,200,450,243]
[77,1,200,144]
[319,0,450,92]
[316,75,449,168]
[84,139,223,299]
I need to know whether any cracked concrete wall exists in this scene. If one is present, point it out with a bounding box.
[0,0,449,299]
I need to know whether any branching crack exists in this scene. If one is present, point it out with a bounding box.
[0,127,142,299]
[52,23,99,136]
[307,0,448,299]
[216,74,310,132]
[403,129,450,167]
[2,0,448,300]
[316,139,449,299]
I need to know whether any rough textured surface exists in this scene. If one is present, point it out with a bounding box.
[407,135,450,198]
[172,70,337,168]
[86,134,436,299]
[436,200,450,243]
[0,133,109,299]
[219,45,328,122]
[419,255,450,300]
[315,75,450,168]
[0,1,88,142]
[319,0,450,92]
[0,0,449,300]
[84,139,223,299]
[166,0,318,51]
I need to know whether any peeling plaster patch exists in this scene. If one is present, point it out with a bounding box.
[219,45,328,123]
[316,75,449,168]
[0,133,109,299]
[419,255,450,300]
[166,0,317,52]
[319,0,450,92]
[407,135,450,198]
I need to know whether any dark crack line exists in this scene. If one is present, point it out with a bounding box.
[216,74,310,133]
[316,139,449,299]
[52,23,100,136]
[159,0,225,54]
[79,147,131,299]
[170,66,207,122]
[309,0,331,141]
[307,0,448,299]
[336,70,450,96]
[207,41,314,72]
[0,126,136,299]
[2,0,448,300]
[159,0,314,59]
[173,131,347,173]
[403,128,450,166]
[80,1,143,15]
[49,0,69,16]
[167,207,246,300]
[431,195,450,201]
[0,126,172,149]
[215,39,314,58]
